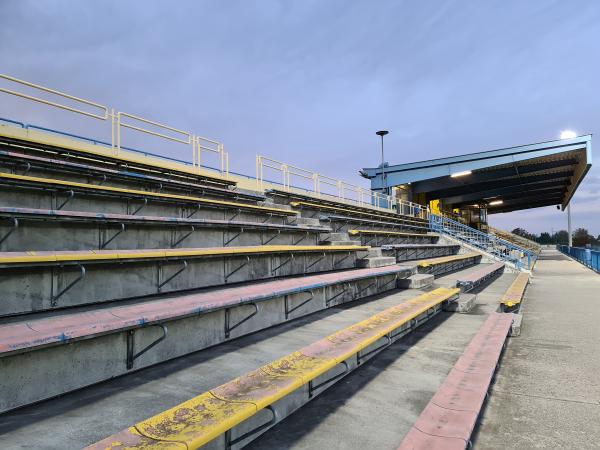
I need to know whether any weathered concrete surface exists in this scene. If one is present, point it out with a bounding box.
[397,273,434,289]
[246,267,517,450]
[443,292,477,313]
[473,249,600,450]
[0,265,514,449]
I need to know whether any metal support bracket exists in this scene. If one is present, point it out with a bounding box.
[262,230,280,245]
[284,290,314,319]
[292,232,308,245]
[126,324,168,370]
[356,334,391,364]
[261,213,274,224]
[229,208,241,221]
[308,361,349,398]
[0,217,18,247]
[225,303,258,338]
[306,252,326,271]
[100,223,125,249]
[187,204,201,218]
[51,264,86,307]
[172,226,195,248]
[225,405,277,449]
[224,229,243,246]
[333,251,352,268]
[326,282,350,306]
[355,281,376,299]
[57,190,74,210]
[272,254,294,275]
[225,256,250,282]
[131,198,147,216]
[158,260,188,291]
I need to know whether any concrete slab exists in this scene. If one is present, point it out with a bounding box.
[444,293,477,313]
[0,269,516,449]
[474,249,600,450]
[397,273,434,289]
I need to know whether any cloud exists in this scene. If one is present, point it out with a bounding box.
[1,0,599,232]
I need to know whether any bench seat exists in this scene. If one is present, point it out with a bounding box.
[398,312,514,450]
[85,287,460,450]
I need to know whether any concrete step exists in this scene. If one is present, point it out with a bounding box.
[0,246,365,316]
[397,273,434,289]
[0,264,414,413]
[0,208,328,251]
[286,216,321,226]
[356,256,397,268]
[320,232,351,242]
[382,244,461,262]
[321,240,358,246]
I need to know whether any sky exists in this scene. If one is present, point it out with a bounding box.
[1,0,599,234]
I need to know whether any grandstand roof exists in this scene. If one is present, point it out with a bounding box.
[360,135,592,213]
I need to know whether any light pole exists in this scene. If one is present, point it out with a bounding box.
[567,203,572,247]
[376,130,389,195]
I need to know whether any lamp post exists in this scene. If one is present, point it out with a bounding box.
[376,130,389,195]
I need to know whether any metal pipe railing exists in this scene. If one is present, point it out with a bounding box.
[430,213,535,270]
[255,155,427,217]
[0,74,228,176]
[557,245,600,273]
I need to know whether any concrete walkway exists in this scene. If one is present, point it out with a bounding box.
[475,249,600,449]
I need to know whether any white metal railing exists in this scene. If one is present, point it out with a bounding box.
[0,74,228,176]
[255,155,429,218]
[430,213,535,270]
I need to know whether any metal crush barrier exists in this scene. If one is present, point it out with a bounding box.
[557,245,600,273]
[0,74,229,176]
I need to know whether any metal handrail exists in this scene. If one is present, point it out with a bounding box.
[430,213,535,270]
[0,74,108,120]
[255,155,428,215]
[557,245,600,273]
[0,74,228,176]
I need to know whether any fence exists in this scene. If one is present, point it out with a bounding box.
[430,213,535,270]
[0,74,229,176]
[255,155,428,218]
[557,245,600,273]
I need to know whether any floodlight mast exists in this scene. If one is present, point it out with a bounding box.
[376,130,389,195]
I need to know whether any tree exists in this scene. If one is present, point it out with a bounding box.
[538,232,552,244]
[512,227,536,241]
[554,230,569,245]
[572,228,594,247]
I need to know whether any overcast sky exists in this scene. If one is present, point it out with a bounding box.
[1,0,598,234]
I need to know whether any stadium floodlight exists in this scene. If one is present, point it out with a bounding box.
[560,130,577,139]
[489,200,503,206]
[450,170,472,178]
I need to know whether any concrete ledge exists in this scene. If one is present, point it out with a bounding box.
[356,256,397,268]
[0,265,413,413]
[510,313,523,336]
[397,273,434,289]
[443,293,477,313]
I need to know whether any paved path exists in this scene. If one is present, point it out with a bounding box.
[475,249,600,449]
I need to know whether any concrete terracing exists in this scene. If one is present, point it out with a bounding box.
[0,265,513,449]
[474,249,600,449]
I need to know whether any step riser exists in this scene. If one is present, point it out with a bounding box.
[0,145,232,190]
[383,246,459,262]
[0,189,285,225]
[0,164,249,203]
[0,222,321,252]
[358,235,438,246]
[193,301,449,450]
[0,251,366,316]
[0,273,408,413]
[417,256,481,277]
[329,222,427,234]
